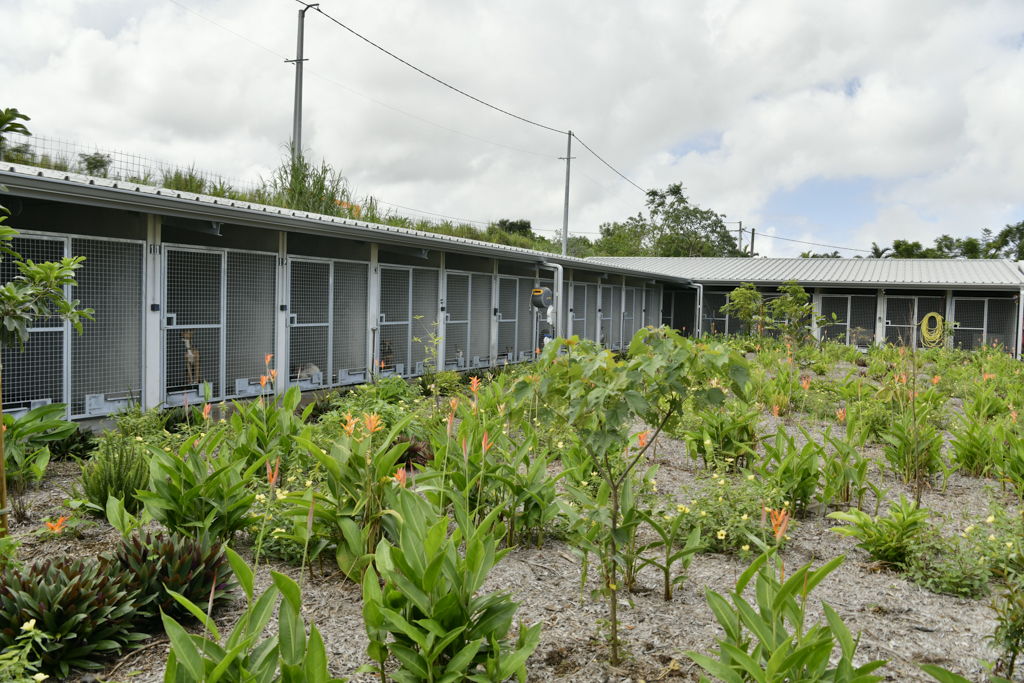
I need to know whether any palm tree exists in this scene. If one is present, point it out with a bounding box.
[869,242,891,259]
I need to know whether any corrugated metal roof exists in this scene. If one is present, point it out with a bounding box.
[0,162,690,284]
[586,256,1024,289]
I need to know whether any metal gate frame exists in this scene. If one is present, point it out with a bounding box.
[2,230,147,419]
[163,244,278,406]
[883,295,945,349]
[951,297,1017,353]
[496,275,519,364]
[379,265,440,378]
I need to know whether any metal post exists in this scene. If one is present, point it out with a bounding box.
[560,131,573,256]
[749,228,756,257]
[737,220,743,253]
[288,4,318,161]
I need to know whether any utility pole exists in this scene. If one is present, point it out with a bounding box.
[750,228,756,257]
[560,131,574,256]
[737,220,743,253]
[287,3,319,162]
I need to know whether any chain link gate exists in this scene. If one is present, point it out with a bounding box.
[469,273,492,369]
[884,295,944,349]
[444,272,470,370]
[379,266,439,377]
[570,283,587,340]
[288,259,330,390]
[952,297,1018,352]
[516,277,536,361]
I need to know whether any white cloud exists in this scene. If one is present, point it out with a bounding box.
[2,0,1023,252]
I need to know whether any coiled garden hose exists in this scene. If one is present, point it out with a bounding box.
[919,312,945,348]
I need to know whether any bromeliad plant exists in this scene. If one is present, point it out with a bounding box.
[685,549,887,683]
[359,489,541,683]
[517,328,749,665]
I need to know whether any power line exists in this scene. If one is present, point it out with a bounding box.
[373,200,490,227]
[303,1,568,135]
[166,0,557,159]
[571,132,647,194]
[756,232,871,253]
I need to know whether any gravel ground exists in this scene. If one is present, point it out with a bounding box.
[8,413,1017,683]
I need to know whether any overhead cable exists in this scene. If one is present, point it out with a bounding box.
[755,232,872,253]
[571,133,647,194]
[303,1,568,135]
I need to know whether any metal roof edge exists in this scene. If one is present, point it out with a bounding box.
[0,165,691,285]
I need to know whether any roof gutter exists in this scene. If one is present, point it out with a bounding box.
[0,167,694,286]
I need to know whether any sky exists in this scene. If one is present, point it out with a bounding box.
[2,0,1024,257]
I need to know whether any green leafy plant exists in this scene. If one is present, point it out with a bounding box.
[137,428,263,543]
[78,431,150,514]
[105,493,151,539]
[229,384,314,470]
[637,511,701,601]
[0,556,145,677]
[2,403,74,518]
[828,495,930,567]
[685,549,886,683]
[882,407,944,485]
[987,576,1024,680]
[359,489,541,683]
[114,529,237,621]
[903,523,993,598]
[0,619,50,683]
[682,400,760,470]
[494,426,565,549]
[757,427,821,515]
[819,430,869,512]
[950,413,1001,477]
[161,548,347,683]
[46,424,97,460]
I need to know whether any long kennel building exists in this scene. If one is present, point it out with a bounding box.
[589,257,1024,357]
[0,162,695,421]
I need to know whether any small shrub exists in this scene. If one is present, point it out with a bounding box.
[904,525,992,598]
[423,369,461,396]
[47,425,97,460]
[78,432,149,514]
[0,556,145,677]
[114,531,237,621]
[682,400,760,470]
[989,577,1024,679]
[673,468,771,554]
[950,413,1002,477]
[828,495,930,567]
[757,427,821,515]
[882,409,944,484]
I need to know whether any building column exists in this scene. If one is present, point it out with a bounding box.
[1016,288,1024,359]
[945,289,955,350]
[367,244,380,379]
[143,214,163,411]
[874,289,886,347]
[275,232,289,392]
[810,287,822,341]
[490,259,499,367]
[437,252,446,372]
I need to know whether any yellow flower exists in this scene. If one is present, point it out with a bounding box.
[964,525,974,533]
[591,472,598,478]
[700,511,707,517]
[717,530,727,540]
[1007,542,1014,549]
[986,515,995,524]
[276,490,288,500]
[305,480,313,488]
[741,545,750,552]
[609,583,617,590]
[741,514,748,521]
[990,534,997,541]
[287,476,297,483]
[677,504,685,512]
[273,528,285,534]
[718,497,723,502]
[33,674,48,682]
[20,619,36,632]
[134,436,144,442]
[748,475,755,481]
[557,441,564,448]
[663,515,672,522]
[783,501,790,507]
[719,480,726,486]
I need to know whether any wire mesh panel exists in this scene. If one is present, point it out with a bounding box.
[497,276,518,364]
[600,285,614,348]
[411,268,439,374]
[953,299,986,350]
[661,291,674,328]
[445,272,470,369]
[379,267,411,376]
[571,284,587,340]
[70,238,144,418]
[622,287,637,343]
[819,295,848,344]
[648,289,662,329]
[702,292,728,336]
[1,236,66,415]
[469,273,492,368]
[585,283,598,342]
[884,297,916,347]
[986,299,1017,353]
[561,277,570,338]
[227,251,276,398]
[537,277,555,350]
[608,285,622,349]
[164,248,222,402]
[849,295,876,347]
[289,260,329,389]
[333,261,369,384]
[517,277,535,360]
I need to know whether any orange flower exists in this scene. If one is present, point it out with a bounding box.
[265,353,273,365]
[260,375,268,388]
[45,516,69,534]
[342,412,358,437]
[446,411,456,437]
[364,413,384,434]
[770,508,790,543]
[1012,411,1018,423]
[393,468,407,488]
[482,431,493,454]
[270,368,278,382]
[800,376,810,391]
[449,397,460,413]
[535,347,540,355]
[379,360,385,369]
[470,376,481,395]
[202,403,211,421]
[931,375,940,385]
[836,408,846,423]
[637,431,649,449]
[267,456,281,489]
[772,405,780,418]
